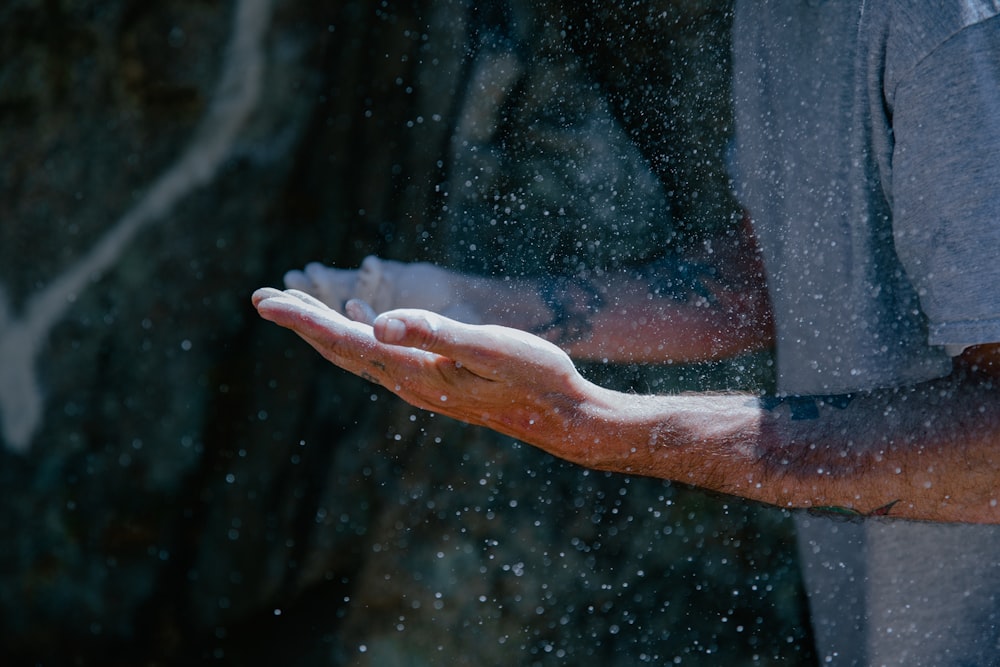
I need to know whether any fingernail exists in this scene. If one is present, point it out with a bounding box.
[380,317,406,344]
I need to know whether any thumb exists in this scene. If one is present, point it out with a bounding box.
[373,309,574,378]
[373,309,451,350]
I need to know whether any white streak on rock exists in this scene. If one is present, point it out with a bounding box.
[0,0,272,452]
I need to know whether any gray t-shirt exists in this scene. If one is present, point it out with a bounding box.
[731,0,1000,395]
[731,3,1000,665]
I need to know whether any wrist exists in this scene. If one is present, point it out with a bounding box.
[529,275,604,344]
[563,383,661,472]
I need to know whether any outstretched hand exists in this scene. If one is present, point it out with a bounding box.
[251,288,598,465]
[283,256,483,323]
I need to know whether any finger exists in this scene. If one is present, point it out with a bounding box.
[254,289,393,383]
[356,255,385,305]
[284,288,331,310]
[255,290,462,405]
[345,298,377,323]
[255,287,334,313]
[282,268,313,292]
[253,288,362,336]
[373,309,572,378]
[345,298,378,325]
[283,262,360,309]
[252,286,285,307]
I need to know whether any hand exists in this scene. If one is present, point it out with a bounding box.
[251,288,595,465]
[283,256,482,323]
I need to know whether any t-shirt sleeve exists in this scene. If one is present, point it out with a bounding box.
[890,16,1000,348]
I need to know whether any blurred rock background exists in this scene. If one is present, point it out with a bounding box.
[0,0,815,664]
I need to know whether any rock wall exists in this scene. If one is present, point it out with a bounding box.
[0,1,815,664]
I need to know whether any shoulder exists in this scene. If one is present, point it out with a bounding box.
[877,2,1000,98]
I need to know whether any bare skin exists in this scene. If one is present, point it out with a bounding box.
[251,278,1000,524]
[284,223,773,364]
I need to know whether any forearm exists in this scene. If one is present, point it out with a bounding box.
[564,272,772,363]
[457,219,773,364]
[547,369,1000,523]
[458,266,773,365]
[253,287,1000,524]
[288,221,772,364]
